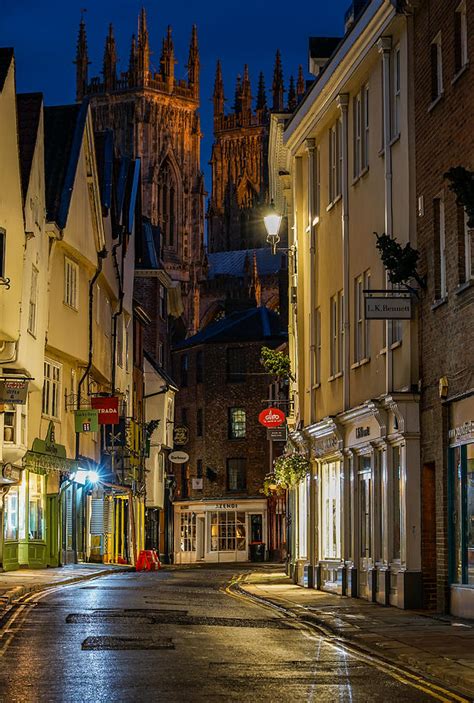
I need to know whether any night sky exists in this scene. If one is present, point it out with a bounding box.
[2,0,349,185]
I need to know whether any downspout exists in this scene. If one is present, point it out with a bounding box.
[111,233,125,395]
[378,37,394,394]
[337,94,350,411]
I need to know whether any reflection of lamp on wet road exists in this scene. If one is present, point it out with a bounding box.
[263,200,283,255]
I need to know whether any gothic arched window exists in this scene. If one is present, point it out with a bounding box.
[158,159,178,250]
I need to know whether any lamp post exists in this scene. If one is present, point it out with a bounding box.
[263,200,283,255]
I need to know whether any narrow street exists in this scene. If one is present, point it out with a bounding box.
[0,566,453,703]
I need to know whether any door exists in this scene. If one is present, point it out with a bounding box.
[358,463,372,599]
[196,516,205,560]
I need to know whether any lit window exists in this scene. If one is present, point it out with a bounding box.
[228,408,246,439]
[430,33,443,102]
[29,472,46,541]
[28,266,38,335]
[210,510,246,551]
[42,359,61,419]
[321,461,341,559]
[180,512,196,552]
[454,1,468,74]
[64,257,79,310]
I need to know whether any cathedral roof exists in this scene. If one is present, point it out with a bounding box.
[16,93,43,206]
[174,306,286,349]
[207,248,286,279]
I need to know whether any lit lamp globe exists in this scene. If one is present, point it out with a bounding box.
[264,201,282,254]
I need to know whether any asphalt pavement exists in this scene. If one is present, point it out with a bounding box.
[0,565,467,702]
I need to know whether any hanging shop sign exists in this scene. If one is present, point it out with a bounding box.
[169,450,189,464]
[1,463,22,483]
[258,407,286,428]
[364,295,412,320]
[192,478,203,490]
[74,409,99,433]
[91,396,119,425]
[267,427,287,442]
[173,425,189,446]
[23,422,78,474]
[0,378,29,405]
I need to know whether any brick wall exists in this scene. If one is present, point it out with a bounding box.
[414,0,474,612]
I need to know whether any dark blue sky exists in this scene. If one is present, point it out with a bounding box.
[2,0,348,183]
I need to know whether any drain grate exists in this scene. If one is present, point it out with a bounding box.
[81,636,174,651]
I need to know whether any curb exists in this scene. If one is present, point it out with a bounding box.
[237,579,474,702]
[0,566,133,611]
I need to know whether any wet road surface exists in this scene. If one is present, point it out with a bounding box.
[0,566,446,701]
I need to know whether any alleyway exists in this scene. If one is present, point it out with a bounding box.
[0,566,465,702]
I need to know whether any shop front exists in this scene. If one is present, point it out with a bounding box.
[448,396,474,619]
[173,498,267,564]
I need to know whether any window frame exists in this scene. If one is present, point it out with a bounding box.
[226,458,247,492]
[392,46,401,138]
[430,32,444,103]
[454,1,468,75]
[228,407,246,440]
[42,359,62,420]
[64,256,79,311]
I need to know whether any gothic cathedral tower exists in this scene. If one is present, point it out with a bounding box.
[75,10,205,335]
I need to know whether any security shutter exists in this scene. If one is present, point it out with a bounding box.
[90,498,104,535]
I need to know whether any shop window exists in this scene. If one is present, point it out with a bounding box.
[392,446,401,561]
[227,458,246,492]
[451,443,474,585]
[42,359,61,419]
[64,256,79,310]
[28,472,45,541]
[454,1,468,75]
[210,511,246,551]
[4,487,19,541]
[226,347,246,383]
[228,407,246,439]
[180,512,196,552]
[321,461,341,559]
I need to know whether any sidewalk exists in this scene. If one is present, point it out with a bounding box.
[240,569,474,699]
[0,563,132,610]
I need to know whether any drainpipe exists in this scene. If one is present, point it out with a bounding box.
[337,94,350,411]
[378,37,394,394]
[111,232,125,395]
[74,248,107,562]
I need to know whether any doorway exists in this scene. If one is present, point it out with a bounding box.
[358,458,372,599]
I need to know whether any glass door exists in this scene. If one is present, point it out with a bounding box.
[358,456,372,598]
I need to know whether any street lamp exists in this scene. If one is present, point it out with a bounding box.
[264,200,283,255]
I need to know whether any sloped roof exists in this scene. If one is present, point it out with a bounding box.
[174,306,286,350]
[309,37,342,61]
[207,248,286,279]
[44,102,86,227]
[16,93,43,205]
[144,351,179,391]
[0,48,13,92]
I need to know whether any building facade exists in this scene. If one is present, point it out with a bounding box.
[413,0,474,617]
[275,0,422,608]
[171,307,286,563]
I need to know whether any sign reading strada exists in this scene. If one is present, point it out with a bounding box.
[258,407,286,428]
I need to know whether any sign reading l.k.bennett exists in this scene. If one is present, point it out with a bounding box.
[365,295,412,320]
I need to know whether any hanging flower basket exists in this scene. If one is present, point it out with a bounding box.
[273,453,310,488]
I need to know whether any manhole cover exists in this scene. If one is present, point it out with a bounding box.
[82,636,174,651]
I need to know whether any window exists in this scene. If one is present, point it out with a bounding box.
[321,461,341,559]
[354,271,370,362]
[3,403,27,446]
[433,195,447,299]
[353,85,369,179]
[392,446,401,561]
[227,458,247,491]
[329,120,342,204]
[330,291,343,377]
[196,350,203,384]
[0,227,5,279]
[42,360,61,419]
[4,487,18,541]
[159,284,166,319]
[228,407,246,439]
[196,459,203,478]
[430,33,443,102]
[210,511,246,551]
[451,443,474,585]
[29,472,45,541]
[180,512,196,552]
[454,1,468,75]
[28,266,38,335]
[312,307,321,387]
[196,408,203,437]
[392,47,400,137]
[157,341,164,367]
[458,206,474,284]
[64,257,79,310]
[226,347,246,383]
[180,354,188,387]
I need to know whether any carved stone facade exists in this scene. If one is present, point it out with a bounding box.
[75,10,205,335]
[207,54,304,253]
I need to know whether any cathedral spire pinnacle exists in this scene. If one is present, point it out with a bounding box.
[287,75,296,111]
[272,49,284,112]
[74,16,89,102]
[129,34,137,85]
[161,25,175,89]
[137,7,150,80]
[297,64,305,99]
[256,72,267,111]
[213,60,225,118]
[103,23,117,93]
[187,24,199,96]
[233,73,242,114]
[240,64,252,113]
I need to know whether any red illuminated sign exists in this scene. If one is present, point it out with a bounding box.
[91,396,119,425]
[258,407,286,428]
